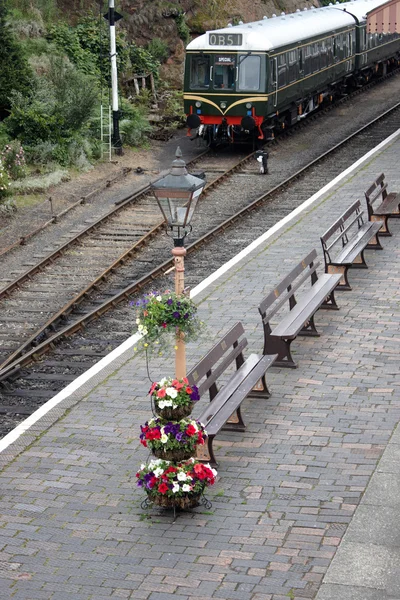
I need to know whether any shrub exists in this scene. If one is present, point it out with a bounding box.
[0,2,34,118]
[147,38,169,63]
[0,159,11,200]
[1,141,26,180]
[5,56,99,148]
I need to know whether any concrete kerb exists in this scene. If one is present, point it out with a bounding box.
[1,127,399,469]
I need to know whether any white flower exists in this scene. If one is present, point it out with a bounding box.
[136,318,141,325]
[172,483,180,493]
[172,403,178,409]
[153,467,164,477]
[142,327,148,335]
[156,295,162,301]
[166,387,178,399]
[161,434,168,444]
[140,464,146,470]
[159,377,168,385]
[182,484,191,492]
[138,324,144,332]
[177,472,188,481]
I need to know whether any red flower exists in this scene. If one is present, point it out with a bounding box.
[161,322,167,328]
[182,377,189,384]
[148,476,158,489]
[149,382,158,394]
[186,386,193,394]
[140,439,147,447]
[143,310,148,317]
[158,483,169,494]
[186,424,197,436]
[197,432,204,445]
[173,381,184,390]
[157,388,166,398]
[165,466,178,474]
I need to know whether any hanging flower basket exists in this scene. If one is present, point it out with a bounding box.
[147,489,204,509]
[149,376,200,421]
[133,290,204,353]
[140,417,206,460]
[137,458,217,509]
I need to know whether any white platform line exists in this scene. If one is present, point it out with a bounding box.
[1,128,399,454]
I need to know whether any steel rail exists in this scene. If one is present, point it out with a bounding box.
[1,100,399,381]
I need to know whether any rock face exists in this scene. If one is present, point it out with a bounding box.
[58,0,320,85]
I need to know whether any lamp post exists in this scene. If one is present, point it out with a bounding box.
[151,147,206,379]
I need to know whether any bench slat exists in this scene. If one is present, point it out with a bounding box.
[332,222,381,265]
[270,273,341,338]
[198,354,275,435]
[191,337,248,398]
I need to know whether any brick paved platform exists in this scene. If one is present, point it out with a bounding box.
[0,132,399,600]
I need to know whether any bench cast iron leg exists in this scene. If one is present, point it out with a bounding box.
[248,373,271,398]
[351,250,368,268]
[371,214,391,236]
[321,290,339,310]
[265,336,297,368]
[299,314,319,337]
[224,405,246,432]
[327,264,351,291]
[366,233,383,250]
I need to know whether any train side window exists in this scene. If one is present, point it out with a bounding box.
[288,50,297,82]
[312,43,319,73]
[190,56,210,89]
[277,54,287,87]
[304,45,312,75]
[320,41,327,69]
[238,55,261,91]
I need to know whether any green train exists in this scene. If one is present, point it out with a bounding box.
[184,0,400,146]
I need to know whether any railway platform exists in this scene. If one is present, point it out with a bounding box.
[0,131,399,600]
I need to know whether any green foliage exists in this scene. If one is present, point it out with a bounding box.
[5,56,99,167]
[175,11,190,44]
[163,90,185,120]
[146,38,169,64]
[120,114,153,147]
[130,44,160,76]
[0,1,34,118]
[47,15,129,85]
[11,0,59,23]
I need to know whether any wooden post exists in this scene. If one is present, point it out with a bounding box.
[150,73,157,104]
[133,77,140,95]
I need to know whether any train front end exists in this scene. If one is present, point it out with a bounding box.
[184,28,269,146]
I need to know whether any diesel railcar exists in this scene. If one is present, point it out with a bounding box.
[184,0,400,146]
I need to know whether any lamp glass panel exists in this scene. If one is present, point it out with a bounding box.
[186,187,203,223]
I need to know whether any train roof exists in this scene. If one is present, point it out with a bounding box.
[186,0,393,53]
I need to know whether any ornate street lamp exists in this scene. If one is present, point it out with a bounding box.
[151,147,206,378]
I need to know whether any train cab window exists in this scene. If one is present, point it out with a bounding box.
[213,56,235,90]
[237,55,261,91]
[190,56,210,89]
[278,54,287,87]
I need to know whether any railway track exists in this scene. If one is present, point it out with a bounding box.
[1,81,400,437]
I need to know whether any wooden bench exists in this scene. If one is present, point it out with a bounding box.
[320,199,382,291]
[364,173,399,236]
[258,249,341,369]
[187,321,277,466]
